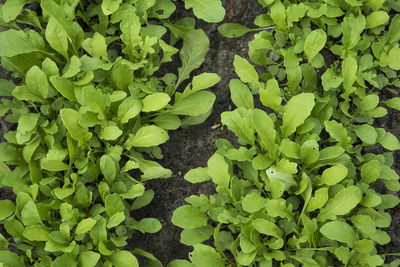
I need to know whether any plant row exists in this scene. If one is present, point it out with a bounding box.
[171,0,400,266]
[0,0,224,266]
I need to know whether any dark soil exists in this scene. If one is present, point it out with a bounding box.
[0,0,399,265]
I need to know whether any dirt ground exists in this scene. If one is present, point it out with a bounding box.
[0,0,399,265]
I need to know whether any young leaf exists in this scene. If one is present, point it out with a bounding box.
[75,218,97,235]
[109,250,139,267]
[171,205,208,229]
[171,91,216,116]
[319,165,348,186]
[218,23,256,38]
[304,29,327,62]
[207,153,230,189]
[189,244,225,266]
[281,93,315,138]
[184,0,225,23]
[176,30,209,88]
[142,93,171,112]
[192,73,221,91]
[233,55,261,88]
[0,29,45,57]
[229,79,254,109]
[318,186,362,222]
[60,109,92,146]
[320,221,356,247]
[127,125,169,147]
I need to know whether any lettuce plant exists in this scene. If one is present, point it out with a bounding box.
[0,0,221,265]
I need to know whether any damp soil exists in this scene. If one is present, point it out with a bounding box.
[0,0,399,265]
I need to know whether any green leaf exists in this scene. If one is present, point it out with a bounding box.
[218,23,255,38]
[171,205,208,229]
[0,200,15,220]
[184,167,211,183]
[325,120,351,148]
[306,188,328,212]
[252,109,277,156]
[384,97,400,111]
[189,244,225,266]
[379,130,400,150]
[105,194,125,217]
[50,76,76,101]
[99,126,123,141]
[320,165,348,186]
[342,14,365,50]
[60,109,92,146]
[207,153,230,188]
[128,218,161,233]
[281,93,315,138]
[381,47,400,70]
[100,154,117,184]
[242,192,265,213]
[259,79,282,110]
[342,55,357,98]
[1,0,27,23]
[318,186,362,222]
[26,66,49,99]
[252,218,281,238]
[21,200,42,226]
[354,124,377,145]
[142,93,171,112]
[131,190,155,210]
[0,251,25,267]
[320,221,356,247]
[366,11,389,29]
[167,260,194,267]
[0,29,45,57]
[184,0,225,23]
[176,30,209,88]
[82,32,108,58]
[75,218,97,235]
[118,97,142,124]
[45,17,68,59]
[152,114,181,130]
[191,73,220,91]
[110,250,139,267]
[229,79,254,109]
[78,251,100,267]
[107,211,125,228]
[233,55,260,88]
[40,159,70,172]
[304,29,327,62]
[321,69,343,91]
[102,0,122,15]
[180,226,214,246]
[128,125,169,147]
[171,91,216,116]
[388,14,400,43]
[351,214,376,234]
[270,0,286,30]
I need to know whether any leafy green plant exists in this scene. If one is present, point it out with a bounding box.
[218,0,400,151]
[0,0,221,265]
[171,1,400,265]
[172,84,400,266]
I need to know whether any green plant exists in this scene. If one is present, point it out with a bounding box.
[170,0,400,265]
[218,0,400,149]
[172,85,400,266]
[0,0,221,265]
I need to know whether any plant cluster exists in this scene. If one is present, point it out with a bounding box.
[171,0,400,266]
[0,0,224,266]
